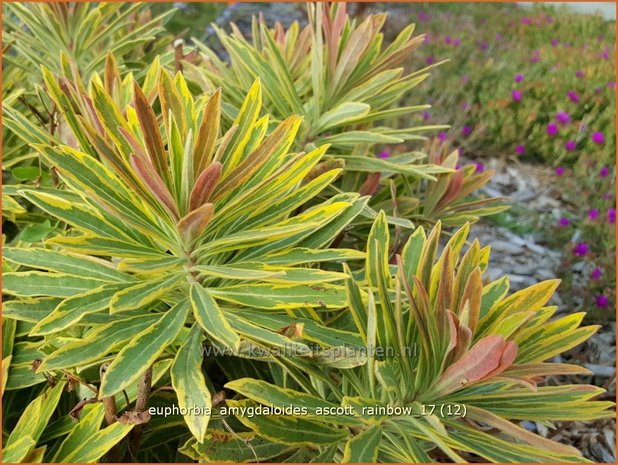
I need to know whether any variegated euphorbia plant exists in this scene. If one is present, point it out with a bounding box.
[183,3,506,233]
[201,213,613,463]
[2,70,370,445]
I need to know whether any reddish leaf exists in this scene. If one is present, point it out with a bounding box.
[194,89,221,174]
[189,162,222,211]
[433,335,518,396]
[177,203,214,244]
[133,81,169,179]
[130,154,179,220]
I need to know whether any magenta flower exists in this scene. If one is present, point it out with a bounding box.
[514,73,524,83]
[595,295,609,309]
[555,112,571,125]
[377,150,390,159]
[591,267,603,281]
[453,38,461,47]
[438,132,447,142]
[600,166,609,177]
[422,111,431,121]
[608,81,616,89]
[601,51,609,60]
[479,41,488,51]
[462,125,472,137]
[521,17,531,25]
[426,56,435,65]
[588,208,600,220]
[608,208,616,224]
[565,140,576,151]
[515,144,525,155]
[475,162,485,173]
[592,132,605,145]
[511,90,522,101]
[555,166,565,176]
[575,70,584,78]
[444,36,452,45]
[572,242,589,256]
[558,217,570,227]
[567,90,579,103]
[547,123,558,136]
[551,38,558,46]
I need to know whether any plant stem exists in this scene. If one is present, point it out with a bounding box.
[125,366,153,461]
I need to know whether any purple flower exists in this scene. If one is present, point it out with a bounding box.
[608,208,616,224]
[558,217,570,227]
[595,295,609,309]
[565,140,577,151]
[601,51,609,60]
[572,242,589,256]
[567,90,579,103]
[377,150,390,159]
[512,90,522,101]
[422,111,431,121]
[453,38,461,47]
[603,192,614,201]
[479,41,488,51]
[438,132,447,142]
[588,208,600,220]
[600,166,609,177]
[608,81,616,89]
[475,162,485,173]
[576,70,585,78]
[495,32,503,41]
[592,132,605,145]
[462,125,472,137]
[546,123,558,136]
[521,17,531,24]
[555,166,565,176]
[445,35,452,45]
[551,38,559,46]
[426,56,435,65]
[514,73,524,83]
[591,267,603,281]
[515,144,525,155]
[555,112,571,125]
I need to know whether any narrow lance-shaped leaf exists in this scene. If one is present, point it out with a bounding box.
[190,283,240,351]
[171,324,212,442]
[100,300,190,397]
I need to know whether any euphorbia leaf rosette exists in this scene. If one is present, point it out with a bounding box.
[214,213,613,462]
[2,71,369,441]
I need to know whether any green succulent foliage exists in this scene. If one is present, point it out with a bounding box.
[3,3,175,81]
[185,3,506,233]
[2,70,370,443]
[212,213,613,463]
[2,3,176,230]
[190,3,444,151]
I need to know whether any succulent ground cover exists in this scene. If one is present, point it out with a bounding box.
[1,2,615,463]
